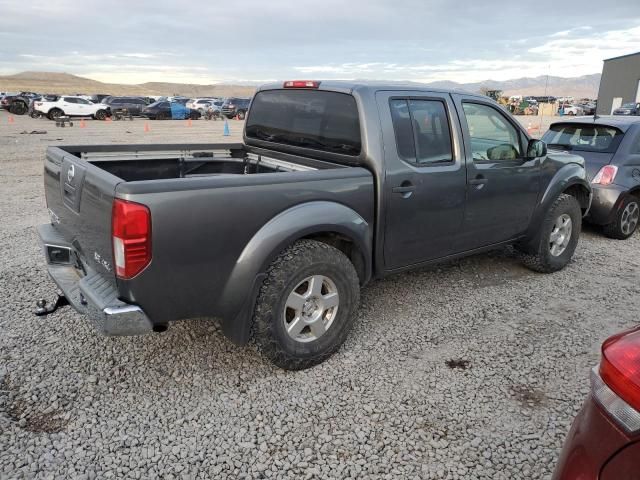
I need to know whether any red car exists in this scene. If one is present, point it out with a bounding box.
[553,327,640,479]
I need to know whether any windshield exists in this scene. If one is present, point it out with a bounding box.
[542,123,624,153]
[245,89,361,156]
[621,103,637,109]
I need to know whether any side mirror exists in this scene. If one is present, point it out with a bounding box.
[527,139,547,159]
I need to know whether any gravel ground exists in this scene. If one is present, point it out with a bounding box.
[1,112,638,479]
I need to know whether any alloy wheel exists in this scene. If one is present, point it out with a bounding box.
[283,275,339,343]
[621,201,640,236]
[549,213,572,256]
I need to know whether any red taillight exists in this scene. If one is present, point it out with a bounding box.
[592,165,618,185]
[600,328,640,413]
[283,80,320,89]
[112,199,151,279]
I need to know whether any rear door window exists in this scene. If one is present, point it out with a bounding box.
[246,90,361,156]
[389,99,453,165]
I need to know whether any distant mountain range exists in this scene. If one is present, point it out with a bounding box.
[0,71,601,99]
[0,72,256,97]
[424,74,601,99]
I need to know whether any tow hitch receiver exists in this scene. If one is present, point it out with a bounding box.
[34,293,70,316]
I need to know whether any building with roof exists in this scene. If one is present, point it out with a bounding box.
[596,52,640,115]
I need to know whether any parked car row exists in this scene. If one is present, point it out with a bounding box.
[1,91,253,121]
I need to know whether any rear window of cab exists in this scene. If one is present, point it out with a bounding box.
[245,90,361,156]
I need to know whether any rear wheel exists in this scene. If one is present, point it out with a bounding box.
[48,108,63,120]
[253,240,360,370]
[604,196,640,240]
[520,194,582,273]
[10,101,28,115]
[236,110,246,120]
[157,111,169,120]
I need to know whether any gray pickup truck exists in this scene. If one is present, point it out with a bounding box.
[37,81,591,369]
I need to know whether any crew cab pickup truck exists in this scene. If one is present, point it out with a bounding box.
[37,81,591,370]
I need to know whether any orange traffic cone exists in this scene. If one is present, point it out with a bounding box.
[144,122,151,133]
[79,119,86,128]
[186,118,192,127]
[8,116,14,123]
[105,116,112,122]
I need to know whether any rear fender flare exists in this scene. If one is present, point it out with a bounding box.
[220,201,372,344]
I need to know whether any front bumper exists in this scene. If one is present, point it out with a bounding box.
[586,184,626,225]
[37,223,154,336]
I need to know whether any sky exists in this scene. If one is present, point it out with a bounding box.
[0,0,639,85]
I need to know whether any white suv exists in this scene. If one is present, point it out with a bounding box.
[34,96,110,120]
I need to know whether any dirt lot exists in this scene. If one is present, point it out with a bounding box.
[1,112,637,479]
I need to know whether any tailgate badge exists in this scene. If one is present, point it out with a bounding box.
[67,164,75,183]
[94,251,112,272]
[48,208,60,224]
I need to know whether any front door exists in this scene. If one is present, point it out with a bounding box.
[452,95,540,249]
[378,91,467,270]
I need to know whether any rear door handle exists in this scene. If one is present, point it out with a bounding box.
[392,185,416,193]
[469,176,488,187]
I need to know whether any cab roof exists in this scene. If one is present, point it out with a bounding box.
[256,80,481,98]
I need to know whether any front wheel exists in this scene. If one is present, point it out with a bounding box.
[604,196,640,240]
[48,108,63,120]
[520,194,582,273]
[94,109,107,120]
[253,240,360,370]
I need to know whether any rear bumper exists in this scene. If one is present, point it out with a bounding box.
[37,223,154,336]
[586,184,626,225]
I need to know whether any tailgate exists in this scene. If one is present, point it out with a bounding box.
[44,146,120,282]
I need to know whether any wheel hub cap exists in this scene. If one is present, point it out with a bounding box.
[283,275,339,343]
[621,202,639,235]
[549,213,572,257]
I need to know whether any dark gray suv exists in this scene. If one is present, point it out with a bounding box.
[102,96,149,116]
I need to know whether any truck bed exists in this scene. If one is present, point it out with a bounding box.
[61,143,344,182]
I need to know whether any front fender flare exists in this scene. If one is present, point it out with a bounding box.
[219,201,372,344]
[523,163,591,249]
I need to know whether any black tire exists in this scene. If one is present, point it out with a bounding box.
[236,110,246,120]
[253,240,360,370]
[94,109,107,121]
[10,101,28,115]
[603,196,640,240]
[520,194,582,273]
[48,108,63,120]
[157,111,169,120]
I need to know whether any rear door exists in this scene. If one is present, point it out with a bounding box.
[377,91,467,269]
[452,94,540,248]
[62,97,82,115]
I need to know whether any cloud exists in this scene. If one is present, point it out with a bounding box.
[0,0,638,83]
